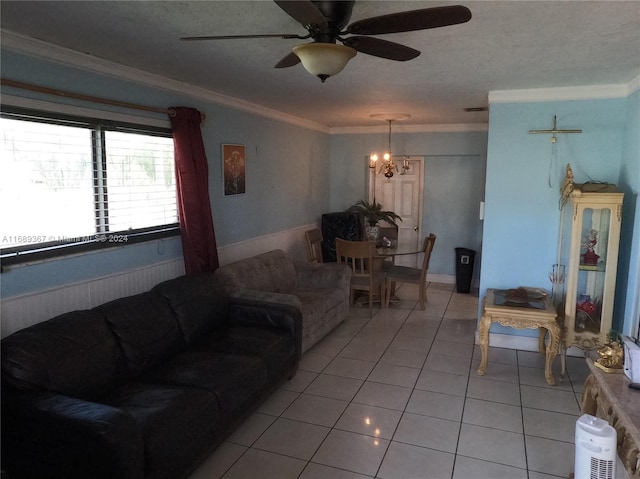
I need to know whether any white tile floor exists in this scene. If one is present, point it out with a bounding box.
[188,282,604,479]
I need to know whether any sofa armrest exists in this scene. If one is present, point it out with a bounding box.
[226,287,303,358]
[226,286,302,312]
[2,387,144,479]
[294,261,352,291]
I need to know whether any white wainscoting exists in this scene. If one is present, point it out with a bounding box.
[1,224,466,338]
[1,258,186,338]
[217,224,315,266]
[0,224,316,338]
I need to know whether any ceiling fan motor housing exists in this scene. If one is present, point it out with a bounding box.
[312,0,355,31]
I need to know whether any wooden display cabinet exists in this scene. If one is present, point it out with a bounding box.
[559,166,623,373]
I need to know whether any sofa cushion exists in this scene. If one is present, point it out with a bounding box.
[215,257,274,292]
[292,288,347,349]
[144,352,268,413]
[152,273,228,345]
[202,326,295,381]
[102,382,219,479]
[0,310,127,401]
[96,292,184,377]
[255,249,298,293]
[293,287,345,315]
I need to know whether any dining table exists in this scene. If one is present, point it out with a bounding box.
[352,238,424,306]
[376,238,423,260]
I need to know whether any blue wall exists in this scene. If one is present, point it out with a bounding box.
[329,130,488,278]
[617,89,640,336]
[329,131,488,210]
[1,49,330,297]
[482,95,637,336]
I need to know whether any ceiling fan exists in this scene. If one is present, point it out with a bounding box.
[181,1,472,82]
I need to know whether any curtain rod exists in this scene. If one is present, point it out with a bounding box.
[1,78,176,116]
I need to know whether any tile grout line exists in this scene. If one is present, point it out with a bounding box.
[217,286,477,478]
[296,287,447,478]
[288,301,412,479]
[371,296,442,479]
[451,316,476,479]
[315,298,418,479]
[516,343,531,477]
[201,286,594,479]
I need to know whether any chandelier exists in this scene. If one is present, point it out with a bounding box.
[369,114,410,178]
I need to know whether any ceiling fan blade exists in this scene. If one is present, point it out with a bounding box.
[343,36,419,61]
[346,5,471,35]
[273,0,328,29]
[181,34,302,41]
[275,52,301,69]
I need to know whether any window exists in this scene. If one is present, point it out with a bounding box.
[0,108,179,264]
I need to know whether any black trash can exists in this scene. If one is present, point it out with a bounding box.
[455,248,476,293]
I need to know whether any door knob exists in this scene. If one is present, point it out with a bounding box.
[414,226,418,232]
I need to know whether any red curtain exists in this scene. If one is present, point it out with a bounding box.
[169,107,219,274]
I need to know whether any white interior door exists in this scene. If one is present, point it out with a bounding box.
[369,157,424,267]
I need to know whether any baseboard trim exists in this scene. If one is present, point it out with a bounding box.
[479,332,540,352]
[428,274,455,284]
[476,331,591,358]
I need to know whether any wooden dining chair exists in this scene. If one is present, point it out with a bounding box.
[384,233,436,310]
[304,229,323,263]
[335,238,386,316]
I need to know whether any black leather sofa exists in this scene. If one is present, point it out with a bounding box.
[1,273,302,479]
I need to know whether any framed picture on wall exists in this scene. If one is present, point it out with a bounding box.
[222,144,246,196]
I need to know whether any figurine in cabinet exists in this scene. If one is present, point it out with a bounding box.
[557,164,624,376]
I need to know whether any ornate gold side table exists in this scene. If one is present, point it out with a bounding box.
[477,288,561,386]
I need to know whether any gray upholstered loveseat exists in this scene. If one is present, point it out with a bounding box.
[214,249,351,352]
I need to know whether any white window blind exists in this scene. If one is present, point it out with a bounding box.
[0,109,178,260]
[104,130,177,232]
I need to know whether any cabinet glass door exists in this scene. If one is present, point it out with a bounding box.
[575,207,610,334]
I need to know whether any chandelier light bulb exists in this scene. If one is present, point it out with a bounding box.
[368,113,410,178]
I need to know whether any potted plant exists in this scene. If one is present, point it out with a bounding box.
[347,199,402,241]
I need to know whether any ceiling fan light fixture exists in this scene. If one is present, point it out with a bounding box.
[292,43,356,82]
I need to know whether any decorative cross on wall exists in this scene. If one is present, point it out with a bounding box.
[529,115,582,143]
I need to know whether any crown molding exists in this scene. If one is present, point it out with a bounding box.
[1,30,330,134]
[488,83,633,104]
[2,30,488,137]
[628,73,640,95]
[331,123,488,135]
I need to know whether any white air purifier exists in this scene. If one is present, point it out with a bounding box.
[574,414,617,479]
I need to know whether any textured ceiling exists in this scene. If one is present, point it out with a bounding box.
[1,1,639,128]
